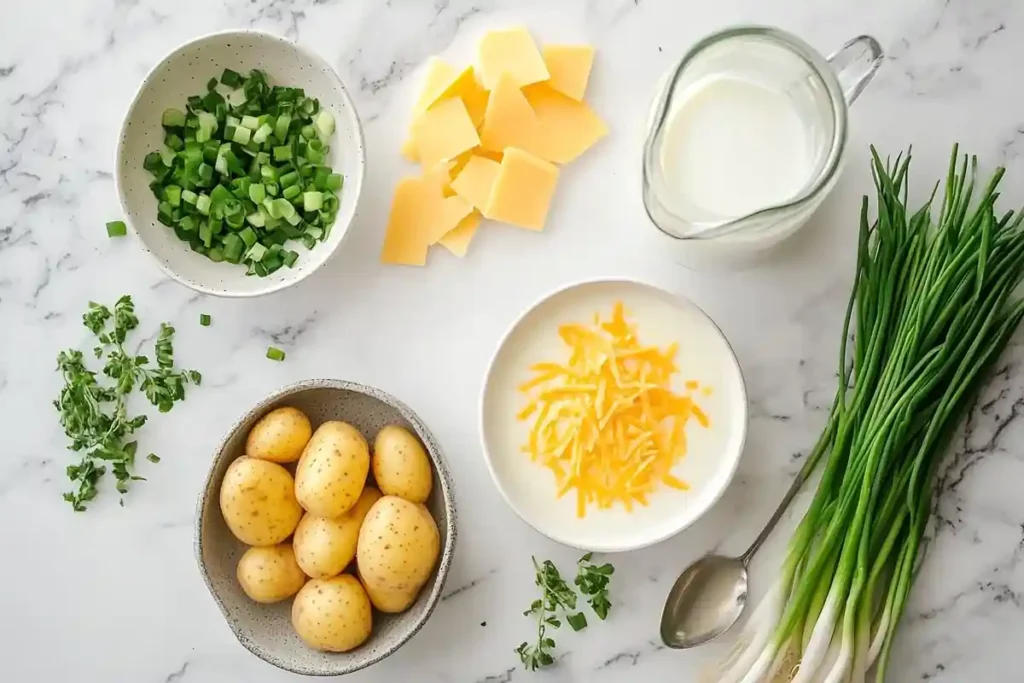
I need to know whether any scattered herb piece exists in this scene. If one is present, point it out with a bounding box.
[106,220,127,237]
[266,346,286,361]
[199,313,212,327]
[54,296,200,510]
[515,557,587,671]
[146,453,161,464]
[575,552,614,620]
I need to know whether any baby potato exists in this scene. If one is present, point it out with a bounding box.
[356,496,440,613]
[293,487,383,579]
[291,575,373,652]
[246,406,312,463]
[372,425,433,504]
[220,456,302,546]
[236,544,307,603]
[295,421,370,518]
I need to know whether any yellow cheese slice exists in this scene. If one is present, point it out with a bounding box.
[450,155,501,210]
[380,171,473,264]
[437,67,490,128]
[522,83,608,163]
[412,57,458,113]
[541,45,595,101]
[400,138,419,163]
[411,97,481,168]
[477,27,550,90]
[438,211,482,257]
[426,195,474,245]
[380,178,434,266]
[479,74,537,153]
[484,147,559,231]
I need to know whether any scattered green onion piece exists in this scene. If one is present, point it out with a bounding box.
[273,145,292,162]
[314,111,335,139]
[248,183,266,204]
[266,346,286,362]
[252,123,273,144]
[181,189,198,205]
[206,77,219,91]
[232,126,251,145]
[240,115,260,130]
[239,226,258,248]
[274,113,291,141]
[246,242,268,262]
[220,68,243,88]
[165,133,184,151]
[283,249,299,268]
[106,220,127,238]
[282,185,301,201]
[325,173,343,192]
[302,191,323,212]
[196,194,212,216]
[246,212,266,228]
[273,198,296,220]
[162,108,186,128]
[280,170,299,188]
[222,233,244,263]
[164,185,182,208]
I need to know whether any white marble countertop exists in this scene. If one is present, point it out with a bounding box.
[4,0,1024,681]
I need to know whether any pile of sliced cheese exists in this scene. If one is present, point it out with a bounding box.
[380,27,608,265]
[517,302,710,518]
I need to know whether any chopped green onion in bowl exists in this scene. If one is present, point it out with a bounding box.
[144,68,343,277]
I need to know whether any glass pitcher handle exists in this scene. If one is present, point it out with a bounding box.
[827,35,883,104]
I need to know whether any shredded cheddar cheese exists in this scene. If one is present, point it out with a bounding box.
[518,301,711,517]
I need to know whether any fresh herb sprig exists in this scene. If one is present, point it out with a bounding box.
[54,296,200,510]
[515,557,588,670]
[576,552,614,620]
[516,554,614,671]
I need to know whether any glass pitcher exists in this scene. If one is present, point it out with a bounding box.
[642,26,883,266]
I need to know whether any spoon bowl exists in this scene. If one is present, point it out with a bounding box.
[660,554,749,648]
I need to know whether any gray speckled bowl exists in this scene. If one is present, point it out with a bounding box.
[116,30,365,297]
[195,380,456,676]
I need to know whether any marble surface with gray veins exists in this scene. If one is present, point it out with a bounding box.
[3,0,1024,681]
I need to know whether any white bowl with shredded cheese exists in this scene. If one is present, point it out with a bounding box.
[480,278,748,552]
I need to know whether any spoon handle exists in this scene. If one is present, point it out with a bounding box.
[739,470,806,565]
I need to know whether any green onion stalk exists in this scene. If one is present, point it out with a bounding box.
[707,145,1024,683]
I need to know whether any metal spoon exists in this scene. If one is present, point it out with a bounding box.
[660,471,806,648]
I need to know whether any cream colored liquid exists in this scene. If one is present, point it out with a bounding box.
[660,75,814,221]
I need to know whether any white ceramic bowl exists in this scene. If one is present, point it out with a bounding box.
[480,278,748,552]
[116,30,365,297]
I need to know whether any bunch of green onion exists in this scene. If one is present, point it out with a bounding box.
[143,68,343,276]
[710,146,1024,683]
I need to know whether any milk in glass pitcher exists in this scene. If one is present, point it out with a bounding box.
[642,27,883,266]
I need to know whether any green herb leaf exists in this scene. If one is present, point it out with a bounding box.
[55,296,199,510]
[575,553,614,620]
[566,612,588,631]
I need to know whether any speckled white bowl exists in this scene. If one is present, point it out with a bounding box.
[195,380,456,676]
[116,30,365,297]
